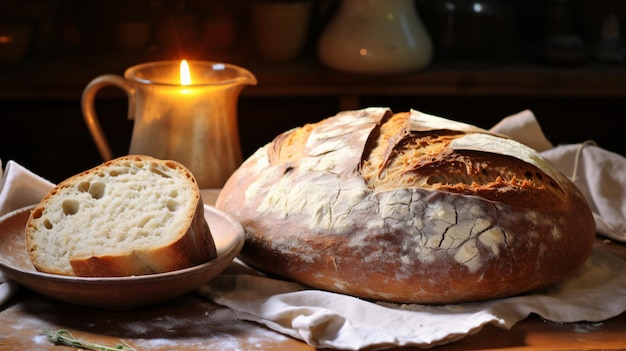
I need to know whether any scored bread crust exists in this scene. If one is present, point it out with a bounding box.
[26,155,217,277]
[216,108,596,304]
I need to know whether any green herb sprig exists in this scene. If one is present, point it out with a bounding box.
[43,329,137,351]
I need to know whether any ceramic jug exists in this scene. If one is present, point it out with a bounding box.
[81,60,257,189]
[317,0,432,74]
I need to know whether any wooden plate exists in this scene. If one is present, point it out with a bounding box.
[0,204,244,310]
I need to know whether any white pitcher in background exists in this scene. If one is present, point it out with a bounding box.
[318,0,433,74]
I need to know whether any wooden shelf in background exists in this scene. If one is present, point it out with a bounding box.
[2,51,626,111]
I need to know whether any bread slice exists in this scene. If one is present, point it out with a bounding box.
[25,155,217,277]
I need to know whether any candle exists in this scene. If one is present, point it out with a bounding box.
[129,60,249,188]
[180,59,192,85]
[82,60,257,189]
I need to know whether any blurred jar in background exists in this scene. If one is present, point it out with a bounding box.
[419,0,516,66]
[200,2,241,55]
[317,0,433,74]
[0,0,61,59]
[532,0,591,66]
[250,0,314,62]
[0,20,33,67]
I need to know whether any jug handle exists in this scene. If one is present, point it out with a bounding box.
[81,74,135,161]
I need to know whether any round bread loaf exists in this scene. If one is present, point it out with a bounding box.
[26,155,217,277]
[216,108,596,304]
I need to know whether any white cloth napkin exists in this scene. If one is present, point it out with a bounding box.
[201,110,626,350]
[489,109,554,152]
[202,249,626,350]
[0,159,54,305]
[541,144,626,242]
[490,110,626,243]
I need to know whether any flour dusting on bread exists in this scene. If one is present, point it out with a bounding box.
[217,108,595,304]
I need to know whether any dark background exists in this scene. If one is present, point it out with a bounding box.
[1,0,625,183]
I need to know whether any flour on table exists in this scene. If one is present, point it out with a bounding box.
[2,297,290,351]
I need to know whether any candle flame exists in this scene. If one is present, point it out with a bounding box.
[180,60,191,86]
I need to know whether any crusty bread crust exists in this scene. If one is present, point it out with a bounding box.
[216,108,596,304]
[26,155,217,277]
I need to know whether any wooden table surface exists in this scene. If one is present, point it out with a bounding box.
[2,242,625,351]
[1,278,625,351]
[1,190,625,350]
